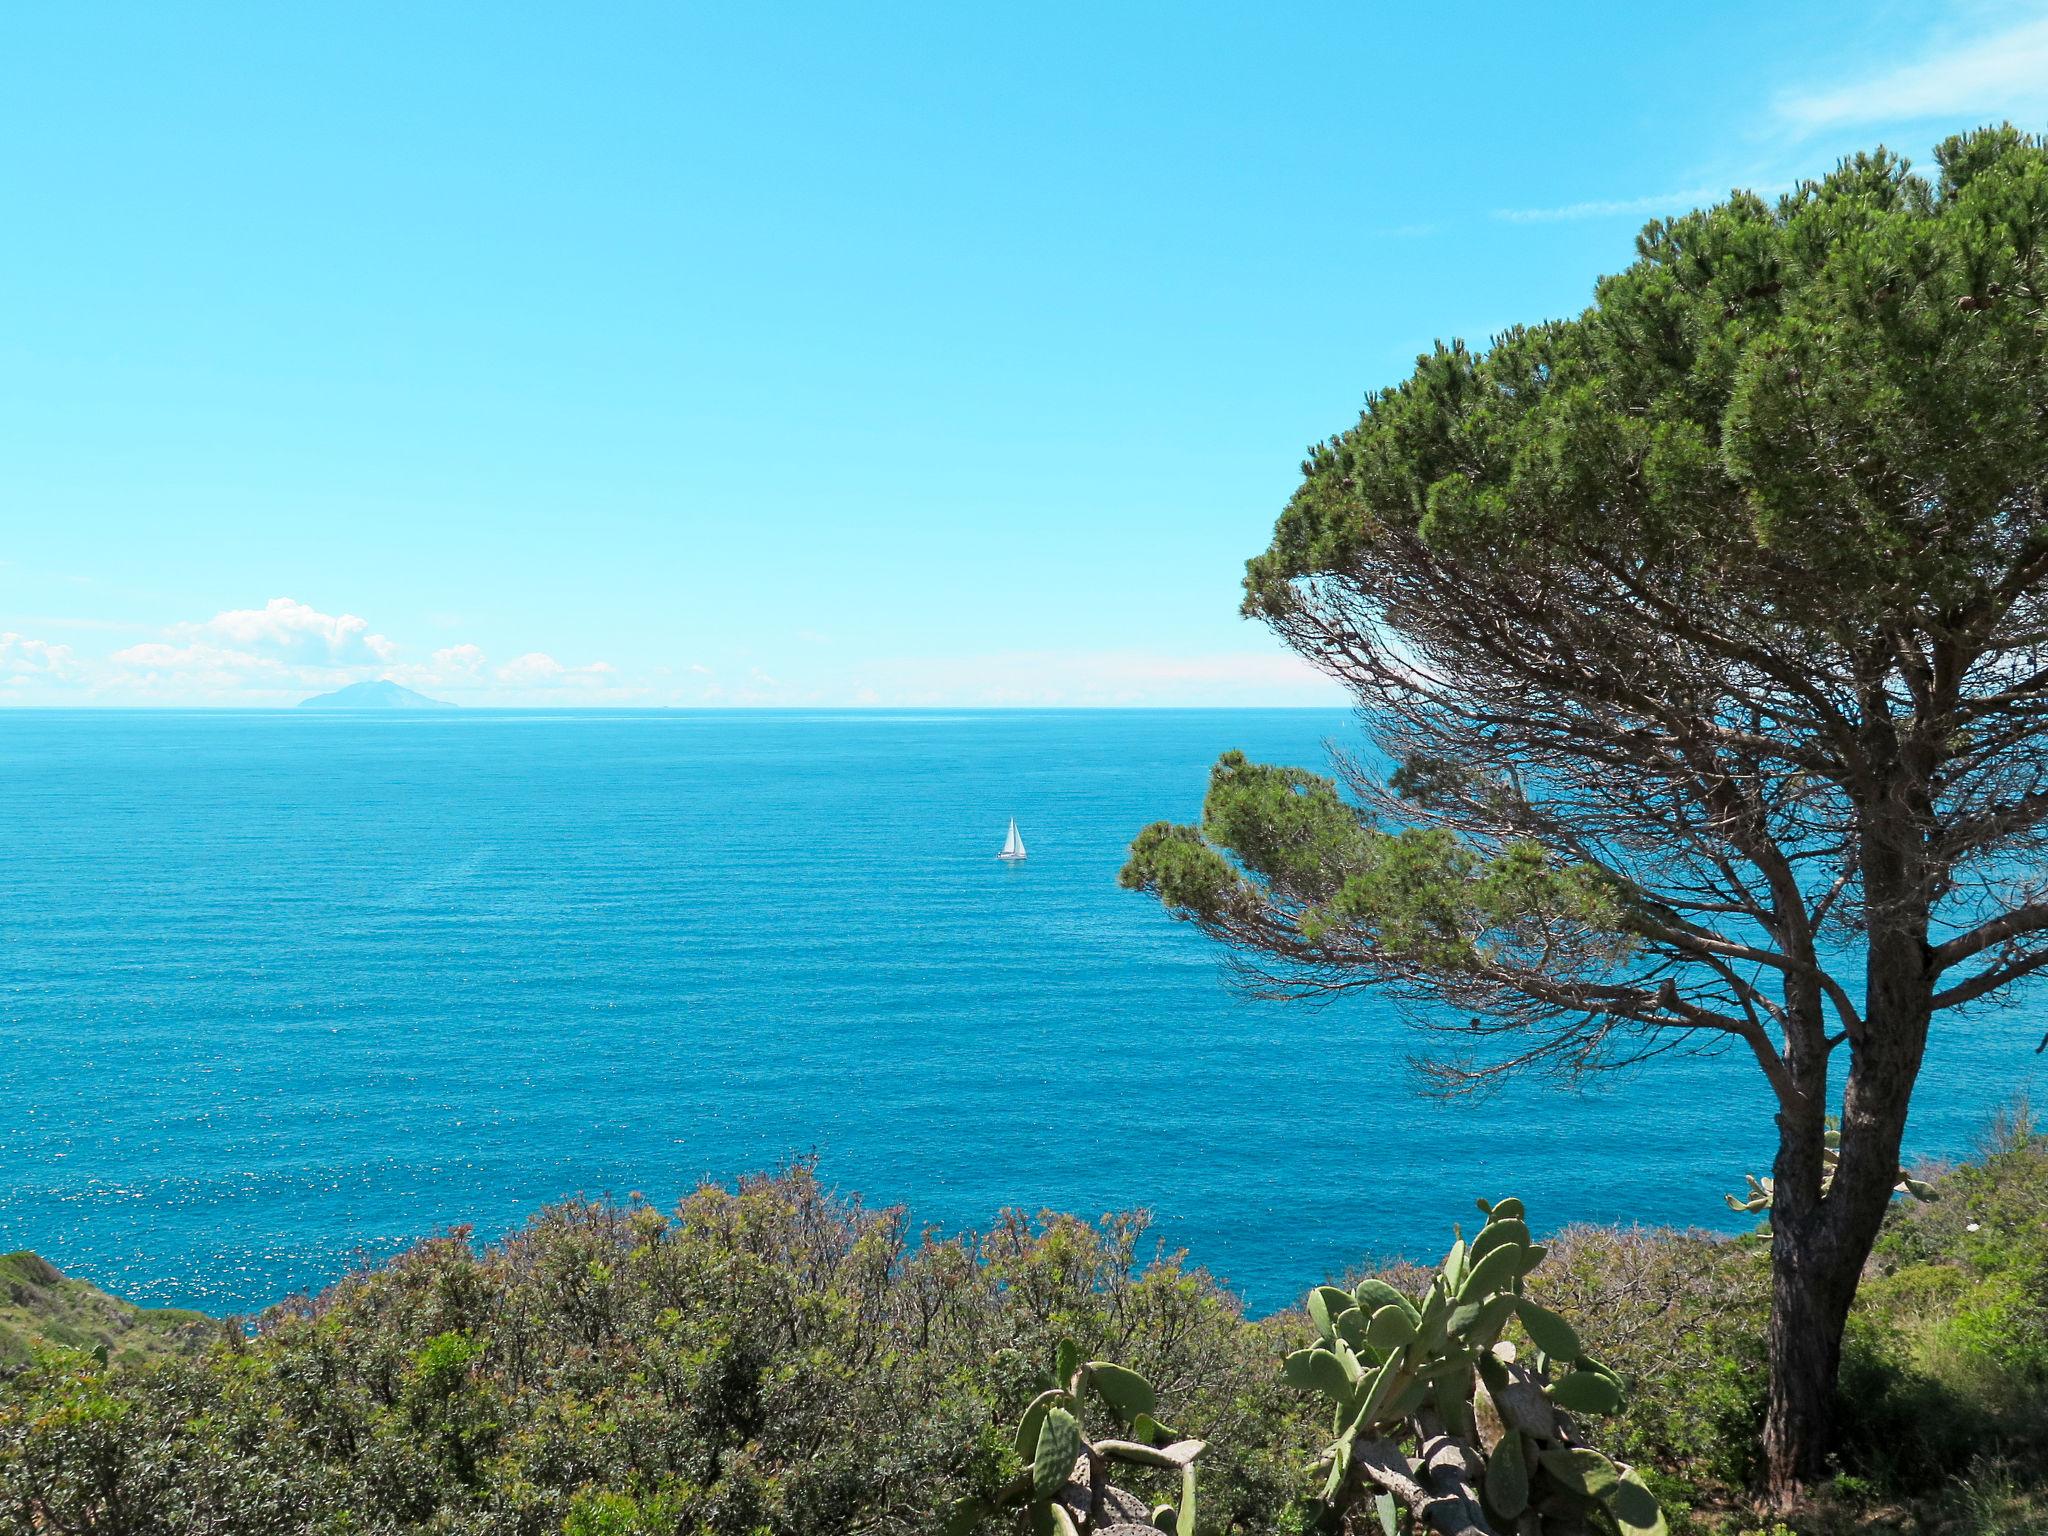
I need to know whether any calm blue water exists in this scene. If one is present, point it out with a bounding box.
[1,710,2040,1315]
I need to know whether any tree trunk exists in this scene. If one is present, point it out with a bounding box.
[1760,1208,1861,1503]
[1761,924,1933,1507]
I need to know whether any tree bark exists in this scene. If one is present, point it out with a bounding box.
[1759,1028,1843,1505]
[1760,1208,1860,1503]
[1762,917,1934,1506]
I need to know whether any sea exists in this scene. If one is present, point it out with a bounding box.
[1,709,2040,1316]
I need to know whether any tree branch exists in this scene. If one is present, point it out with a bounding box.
[1929,901,2048,972]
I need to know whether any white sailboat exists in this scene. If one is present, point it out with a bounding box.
[998,816,1027,862]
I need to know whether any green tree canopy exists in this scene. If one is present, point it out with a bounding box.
[1122,125,2048,1504]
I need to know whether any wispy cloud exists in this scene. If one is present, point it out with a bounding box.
[494,652,621,693]
[1777,12,2048,133]
[430,643,487,678]
[1494,9,2048,229]
[1494,187,1722,224]
[846,648,1349,708]
[5,615,144,633]
[379,643,488,693]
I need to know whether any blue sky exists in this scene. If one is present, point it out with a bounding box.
[5,1,2048,706]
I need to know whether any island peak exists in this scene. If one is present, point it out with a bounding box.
[298,679,455,710]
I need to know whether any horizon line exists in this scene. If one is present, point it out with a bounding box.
[0,702,1356,713]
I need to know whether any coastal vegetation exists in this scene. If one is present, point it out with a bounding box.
[1121,124,2048,1504]
[9,118,2048,1536]
[2,1111,2044,1534]
[0,1252,214,1375]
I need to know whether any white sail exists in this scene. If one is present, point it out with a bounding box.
[1000,817,1026,860]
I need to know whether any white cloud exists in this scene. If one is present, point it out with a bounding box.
[105,639,306,699]
[1777,13,2048,132]
[377,643,490,696]
[1494,188,1723,225]
[173,597,395,664]
[101,597,440,702]
[496,652,561,685]
[430,643,487,677]
[1503,13,2048,235]
[495,651,619,690]
[5,595,1345,709]
[0,594,649,706]
[0,632,78,690]
[111,641,260,671]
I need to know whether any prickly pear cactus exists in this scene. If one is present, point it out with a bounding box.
[1283,1197,1666,1536]
[1726,1124,1937,1232]
[947,1343,1206,1536]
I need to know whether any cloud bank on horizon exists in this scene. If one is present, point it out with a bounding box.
[3,597,632,707]
[0,597,1344,708]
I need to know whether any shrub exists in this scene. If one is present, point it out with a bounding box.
[2,1123,2046,1535]
[0,1165,1309,1535]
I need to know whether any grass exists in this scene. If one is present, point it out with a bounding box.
[0,1251,217,1375]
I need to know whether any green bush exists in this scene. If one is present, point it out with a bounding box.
[2,1118,2045,1535]
[1841,1109,2048,1506]
[1526,1224,1770,1514]
[0,1166,1311,1535]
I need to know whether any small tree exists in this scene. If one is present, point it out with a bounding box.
[1121,126,2048,1505]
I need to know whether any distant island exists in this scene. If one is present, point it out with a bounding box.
[298,679,455,710]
